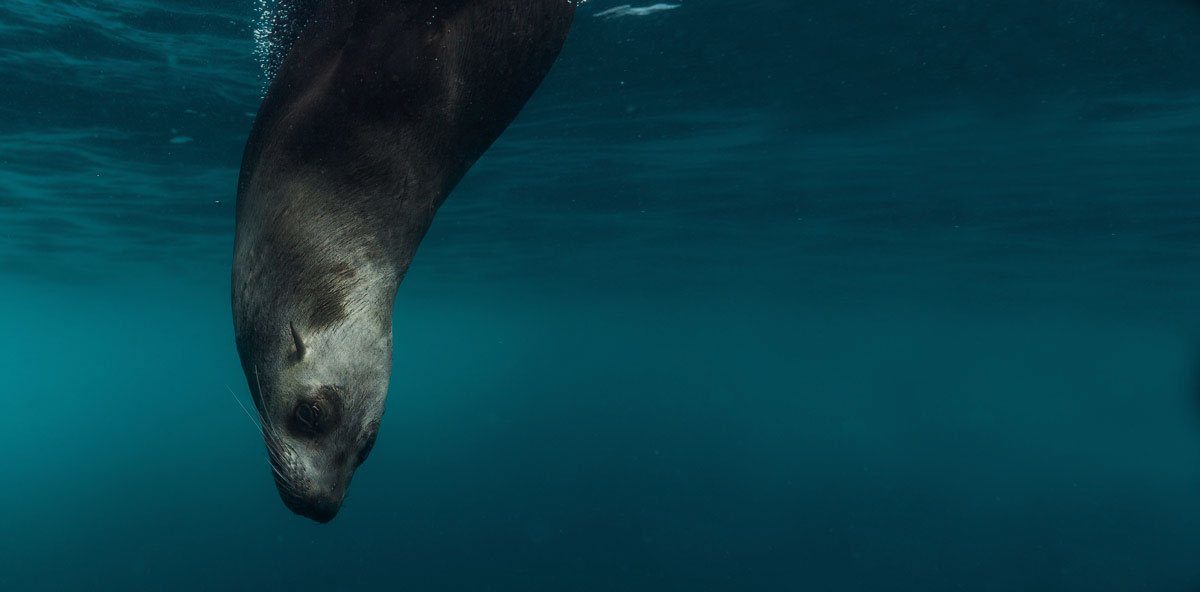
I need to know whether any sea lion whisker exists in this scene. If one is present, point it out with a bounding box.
[227,384,262,433]
[268,460,295,488]
[250,364,295,485]
[271,470,297,493]
[265,444,295,485]
[252,364,279,438]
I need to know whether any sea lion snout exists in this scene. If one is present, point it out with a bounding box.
[270,445,353,523]
[278,483,345,524]
[264,391,380,523]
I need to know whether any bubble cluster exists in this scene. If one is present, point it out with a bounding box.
[253,0,318,92]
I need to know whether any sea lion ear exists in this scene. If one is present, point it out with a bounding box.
[290,322,307,361]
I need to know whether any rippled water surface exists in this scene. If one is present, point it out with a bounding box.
[3,1,1200,590]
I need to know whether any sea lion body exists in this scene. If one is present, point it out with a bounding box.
[232,0,575,522]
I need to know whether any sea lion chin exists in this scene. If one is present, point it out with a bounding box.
[231,0,576,522]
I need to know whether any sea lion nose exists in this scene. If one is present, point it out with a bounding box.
[280,490,344,523]
[279,480,348,521]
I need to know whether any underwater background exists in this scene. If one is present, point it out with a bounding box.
[3,0,1200,589]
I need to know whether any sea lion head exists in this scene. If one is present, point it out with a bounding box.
[233,228,396,523]
[241,313,391,523]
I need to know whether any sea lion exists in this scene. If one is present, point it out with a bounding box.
[231,0,576,522]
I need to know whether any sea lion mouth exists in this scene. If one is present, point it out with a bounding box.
[278,486,342,524]
[266,441,348,523]
[269,460,344,523]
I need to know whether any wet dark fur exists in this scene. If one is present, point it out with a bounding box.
[236,0,576,323]
[231,0,576,520]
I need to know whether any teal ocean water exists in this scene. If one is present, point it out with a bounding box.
[4,1,1200,589]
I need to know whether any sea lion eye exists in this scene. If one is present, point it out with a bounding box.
[290,396,328,434]
[294,402,323,432]
[289,386,343,437]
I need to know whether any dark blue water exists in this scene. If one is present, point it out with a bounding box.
[3,1,1200,589]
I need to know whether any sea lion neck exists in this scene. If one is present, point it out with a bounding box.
[232,182,400,335]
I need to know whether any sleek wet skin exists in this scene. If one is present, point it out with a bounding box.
[231,0,576,522]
